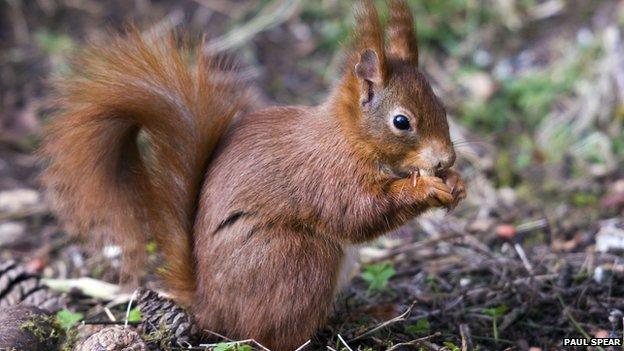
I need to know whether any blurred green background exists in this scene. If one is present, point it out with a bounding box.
[1,0,623,209]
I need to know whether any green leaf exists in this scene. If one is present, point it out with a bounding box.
[484,305,509,317]
[443,341,460,351]
[55,309,83,330]
[127,307,142,323]
[405,318,430,335]
[213,343,233,351]
[361,262,396,291]
[212,343,252,351]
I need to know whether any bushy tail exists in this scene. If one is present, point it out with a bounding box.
[40,32,248,304]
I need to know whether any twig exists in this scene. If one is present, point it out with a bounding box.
[103,307,116,322]
[369,231,465,263]
[337,334,353,351]
[105,293,134,310]
[124,289,139,328]
[204,0,302,53]
[528,0,564,20]
[513,243,534,274]
[459,324,473,351]
[0,204,49,221]
[465,273,558,298]
[386,332,442,351]
[349,303,414,342]
[516,218,549,234]
[83,320,140,326]
[43,277,121,300]
[468,335,515,344]
[499,307,525,332]
[294,340,311,351]
[202,329,234,342]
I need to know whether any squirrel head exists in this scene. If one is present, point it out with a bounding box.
[339,0,455,179]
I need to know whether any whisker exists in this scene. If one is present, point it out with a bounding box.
[453,144,487,151]
[452,140,490,146]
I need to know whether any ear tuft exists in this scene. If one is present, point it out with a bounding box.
[388,0,419,64]
[353,0,387,83]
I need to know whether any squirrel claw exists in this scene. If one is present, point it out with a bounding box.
[410,169,420,187]
[439,169,466,210]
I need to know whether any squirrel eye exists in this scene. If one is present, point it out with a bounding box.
[392,115,411,131]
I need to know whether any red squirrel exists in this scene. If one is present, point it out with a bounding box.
[40,0,466,349]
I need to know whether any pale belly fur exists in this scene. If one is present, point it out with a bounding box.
[336,244,360,293]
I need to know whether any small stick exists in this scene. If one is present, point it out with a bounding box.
[124,289,138,328]
[369,231,464,263]
[294,340,311,351]
[103,307,116,322]
[337,335,353,351]
[348,303,414,342]
[386,332,442,351]
[83,320,140,326]
[514,243,533,274]
[203,329,234,342]
[459,324,473,351]
[0,204,49,222]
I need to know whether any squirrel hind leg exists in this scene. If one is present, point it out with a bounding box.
[193,224,344,350]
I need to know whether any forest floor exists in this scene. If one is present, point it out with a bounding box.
[1,0,624,350]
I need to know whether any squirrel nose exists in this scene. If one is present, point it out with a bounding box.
[419,140,456,172]
[437,150,456,171]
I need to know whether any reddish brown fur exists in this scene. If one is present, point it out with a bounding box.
[388,0,420,63]
[41,2,466,350]
[40,32,250,302]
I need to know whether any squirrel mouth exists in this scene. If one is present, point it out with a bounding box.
[380,163,436,183]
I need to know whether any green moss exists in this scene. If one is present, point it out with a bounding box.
[142,318,174,350]
[19,313,66,350]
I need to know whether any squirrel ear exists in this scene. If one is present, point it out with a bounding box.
[355,49,383,106]
[355,49,383,84]
[387,0,419,64]
[353,0,387,80]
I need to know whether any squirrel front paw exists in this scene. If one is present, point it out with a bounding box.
[388,171,464,210]
[412,176,454,208]
[439,169,466,209]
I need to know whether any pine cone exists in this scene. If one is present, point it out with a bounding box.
[0,260,65,312]
[75,326,145,351]
[135,288,198,350]
[0,304,65,351]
